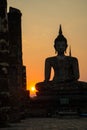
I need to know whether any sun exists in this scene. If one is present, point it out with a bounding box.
[31,86,36,92]
[30,85,37,97]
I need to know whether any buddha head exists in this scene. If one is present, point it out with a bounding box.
[54,25,68,55]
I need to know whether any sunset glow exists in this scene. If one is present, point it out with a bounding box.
[8,0,87,94]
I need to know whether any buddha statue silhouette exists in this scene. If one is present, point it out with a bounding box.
[35,25,86,93]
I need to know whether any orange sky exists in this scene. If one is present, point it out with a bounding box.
[7,0,87,92]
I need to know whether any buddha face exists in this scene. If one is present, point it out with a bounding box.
[54,41,67,54]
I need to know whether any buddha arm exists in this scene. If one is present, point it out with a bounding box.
[73,58,80,80]
[44,58,51,82]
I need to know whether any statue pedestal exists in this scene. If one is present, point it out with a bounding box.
[34,81,87,117]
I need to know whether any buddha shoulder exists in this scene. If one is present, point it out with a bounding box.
[45,56,57,62]
[66,56,78,61]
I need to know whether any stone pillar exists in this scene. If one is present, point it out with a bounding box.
[8,7,23,90]
[0,0,10,127]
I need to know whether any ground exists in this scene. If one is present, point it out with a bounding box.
[1,117,87,130]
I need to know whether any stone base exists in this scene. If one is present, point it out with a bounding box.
[29,82,87,117]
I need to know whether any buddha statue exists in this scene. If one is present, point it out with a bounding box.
[35,25,86,94]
